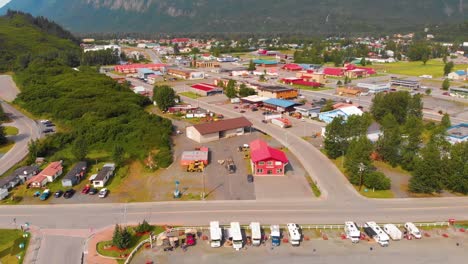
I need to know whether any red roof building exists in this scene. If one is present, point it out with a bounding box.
[250,139,288,176]
[282,64,303,71]
[27,161,63,188]
[172,38,190,44]
[190,83,223,96]
[323,67,346,77]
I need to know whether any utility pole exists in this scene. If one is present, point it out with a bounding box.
[202,173,206,200]
[358,163,365,191]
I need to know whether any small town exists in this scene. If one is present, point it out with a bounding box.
[0,1,467,264]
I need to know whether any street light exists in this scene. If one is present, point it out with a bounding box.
[358,163,366,191]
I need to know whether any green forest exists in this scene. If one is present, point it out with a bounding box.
[0,12,172,166]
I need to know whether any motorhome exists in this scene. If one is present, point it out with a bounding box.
[383,224,403,240]
[230,222,243,251]
[270,225,281,246]
[209,221,222,248]
[287,223,301,246]
[364,222,389,247]
[404,222,422,239]
[344,221,361,243]
[250,222,262,246]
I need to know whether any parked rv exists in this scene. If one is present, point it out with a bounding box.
[210,221,222,248]
[404,222,422,239]
[270,225,281,247]
[383,224,403,240]
[344,221,361,243]
[287,223,301,246]
[250,222,262,246]
[364,222,389,247]
[230,222,243,251]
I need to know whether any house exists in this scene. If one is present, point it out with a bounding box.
[27,161,63,188]
[446,123,468,144]
[263,98,301,112]
[186,117,252,143]
[62,161,87,187]
[92,164,116,188]
[250,139,288,176]
[448,70,467,81]
[0,188,8,200]
[367,122,382,142]
[0,165,39,194]
[190,83,223,96]
[167,68,205,80]
[294,104,321,118]
[318,106,363,124]
[296,71,327,84]
[256,86,299,99]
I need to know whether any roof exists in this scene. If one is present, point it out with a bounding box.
[137,68,154,74]
[283,64,303,70]
[191,83,218,92]
[447,123,468,139]
[263,98,298,108]
[241,95,270,103]
[339,106,364,116]
[257,86,294,93]
[63,161,87,180]
[40,161,63,177]
[94,166,114,181]
[250,139,288,163]
[192,117,252,135]
[253,59,278,65]
[181,150,209,165]
[454,70,467,76]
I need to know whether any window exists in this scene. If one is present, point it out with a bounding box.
[276,169,282,174]
[259,161,265,165]
[257,169,263,174]
[275,161,282,166]
[267,161,273,166]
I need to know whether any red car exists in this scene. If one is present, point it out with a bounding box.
[81,185,91,194]
[186,233,196,246]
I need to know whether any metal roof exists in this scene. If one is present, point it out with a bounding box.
[192,117,252,135]
[263,98,298,108]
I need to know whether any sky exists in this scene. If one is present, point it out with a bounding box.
[0,0,11,8]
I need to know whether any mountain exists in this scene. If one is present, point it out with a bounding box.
[1,0,468,34]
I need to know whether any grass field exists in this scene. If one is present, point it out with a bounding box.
[179,92,201,99]
[4,126,19,136]
[292,84,332,91]
[0,229,30,264]
[373,59,468,78]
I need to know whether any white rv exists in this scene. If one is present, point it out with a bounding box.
[270,225,281,246]
[250,222,262,246]
[364,222,389,247]
[344,221,361,243]
[287,223,301,246]
[383,224,403,240]
[209,221,222,248]
[404,222,422,239]
[230,222,243,251]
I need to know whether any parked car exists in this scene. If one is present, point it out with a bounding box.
[98,188,108,198]
[43,128,54,133]
[39,189,50,201]
[63,189,75,199]
[88,188,98,195]
[240,110,246,113]
[247,174,254,183]
[186,233,196,246]
[54,190,63,198]
[81,185,91,194]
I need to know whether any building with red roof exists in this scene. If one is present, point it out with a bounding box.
[282,64,303,71]
[27,161,63,188]
[250,139,288,176]
[114,63,166,74]
[189,83,223,96]
[323,67,346,77]
[172,38,190,44]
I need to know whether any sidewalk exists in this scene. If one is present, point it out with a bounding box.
[23,225,43,264]
[86,226,117,264]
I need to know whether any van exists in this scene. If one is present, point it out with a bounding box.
[404,222,422,239]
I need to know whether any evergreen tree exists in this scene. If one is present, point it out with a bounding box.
[112,145,125,167]
[445,142,468,194]
[153,85,176,111]
[409,140,446,193]
[247,60,256,71]
[442,79,450,91]
[360,57,367,66]
[377,113,401,166]
[344,136,373,187]
[324,116,348,159]
[26,140,39,164]
[112,224,123,248]
[400,115,423,170]
[443,61,454,76]
[120,227,132,249]
[440,113,451,129]
[407,94,423,119]
[71,137,88,161]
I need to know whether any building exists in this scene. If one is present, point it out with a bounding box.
[390,78,420,89]
[345,69,369,79]
[296,71,327,84]
[282,64,303,71]
[337,87,361,96]
[83,45,121,56]
[318,106,363,124]
[252,59,278,68]
[115,63,166,74]
[281,78,322,88]
[180,147,209,166]
[240,95,270,106]
[62,161,87,187]
[189,83,223,96]
[27,161,63,188]
[367,122,382,142]
[446,123,468,144]
[356,83,390,93]
[323,67,345,77]
[257,86,299,99]
[194,61,220,68]
[91,164,116,188]
[137,68,155,79]
[263,98,300,112]
[448,70,467,81]
[0,165,39,194]
[167,68,205,80]
[186,117,252,143]
[294,104,322,118]
[449,87,468,99]
[250,139,288,176]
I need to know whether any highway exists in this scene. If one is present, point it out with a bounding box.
[0,75,42,176]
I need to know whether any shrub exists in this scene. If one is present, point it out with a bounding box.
[364,171,391,190]
[135,220,152,233]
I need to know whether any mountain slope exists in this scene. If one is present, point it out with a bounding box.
[1,0,467,33]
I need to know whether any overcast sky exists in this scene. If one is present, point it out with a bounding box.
[0,0,11,8]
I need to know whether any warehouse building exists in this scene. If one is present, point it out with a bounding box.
[263,98,300,113]
[257,86,298,99]
[186,117,253,143]
[190,83,223,96]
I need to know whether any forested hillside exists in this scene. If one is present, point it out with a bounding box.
[0,12,172,165]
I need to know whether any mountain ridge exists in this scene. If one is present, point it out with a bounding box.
[1,0,467,33]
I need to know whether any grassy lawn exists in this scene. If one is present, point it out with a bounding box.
[373,161,410,175]
[0,141,15,154]
[0,229,30,264]
[373,59,468,78]
[292,84,332,91]
[305,174,321,197]
[4,126,19,136]
[179,92,202,99]
[96,225,164,259]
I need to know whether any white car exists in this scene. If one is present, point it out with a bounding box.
[98,188,108,198]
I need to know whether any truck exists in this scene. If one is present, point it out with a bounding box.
[250,222,262,246]
[404,222,422,239]
[271,118,292,128]
[225,158,236,174]
[344,221,361,243]
[209,221,222,248]
[230,222,243,251]
[287,223,301,246]
[263,113,282,121]
[364,222,389,247]
[383,224,403,240]
[270,225,281,247]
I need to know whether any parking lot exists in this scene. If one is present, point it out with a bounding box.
[132,226,467,264]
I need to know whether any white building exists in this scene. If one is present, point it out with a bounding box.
[83,45,121,56]
[357,82,391,93]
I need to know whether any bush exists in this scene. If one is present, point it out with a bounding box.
[364,171,391,190]
[135,220,152,233]
[153,147,173,168]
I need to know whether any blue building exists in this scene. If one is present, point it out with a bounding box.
[318,106,363,124]
[446,123,468,144]
[137,68,155,79]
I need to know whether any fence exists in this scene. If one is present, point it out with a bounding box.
[124,237,151,264]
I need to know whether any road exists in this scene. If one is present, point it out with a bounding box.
[0,75,42,176]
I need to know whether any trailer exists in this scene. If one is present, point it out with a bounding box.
[364,222,389,247]
[209,221,222,248]
[271,118,292,128]
[230,222,243,251]
[270,225,281,247]
[344,221,361,243]
[404,222,422,239]
[383,224,403,241]
[264,113,282,121]
[287,223,301,246]
[250,222,262,246]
